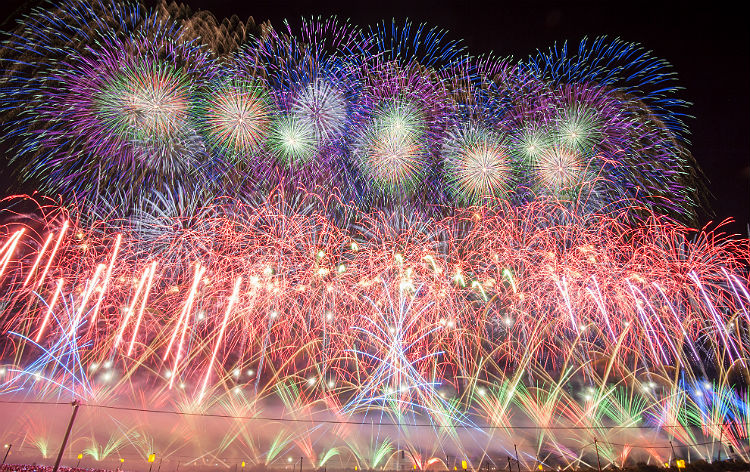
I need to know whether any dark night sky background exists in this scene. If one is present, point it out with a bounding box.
[1,0,748,234]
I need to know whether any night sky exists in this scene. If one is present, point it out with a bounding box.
[1,0,748,234]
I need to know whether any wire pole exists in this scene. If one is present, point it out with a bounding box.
[513,445,520,472]
[53,400,80,472]
[506,457,512,472]
[669,441,676,467]
[593,438,602,472]
[2,444,12,466]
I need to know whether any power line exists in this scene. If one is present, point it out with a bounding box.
[1,399,747,432]
[0,400,68,406]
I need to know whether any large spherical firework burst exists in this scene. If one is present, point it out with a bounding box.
[346,20,457,203]
[93,58,201,175]
[553,105,603,153]
[267,112,320,166]
[291,78,349,146]
[96,62,190,141]
[57,32,212,192]
[531,143,588,195]
[353,99,429,193]
[442,124,514,204]
[194,78,272,163]
[0,1,214,203]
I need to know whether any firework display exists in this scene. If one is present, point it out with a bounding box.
[0,0,747,470]
[0,0,704,218]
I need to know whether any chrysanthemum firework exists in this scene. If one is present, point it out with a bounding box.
[92,56,200,171]
[523,38,703,217]
[291,78,350,147]
[193,77,272,163]
[128,186,219,277]
[531,143,589,196]
[352,98,430,194]
[0,0,215,204]
[266,112,320,166]
[513,124,552,164]
[442,124,515,205]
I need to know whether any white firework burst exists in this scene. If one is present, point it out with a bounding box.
[291,78,348,146]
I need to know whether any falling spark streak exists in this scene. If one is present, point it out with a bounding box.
[34,278,64,343]
[164,264,203,361]
[0,229,25,281]
[70,263,105,338]
[586,277,616,341]
[168,263,206,388]
[628,282,668,365]
[128,261,157,356]
[90,234,122,325]
[632,284,680,362]
[723,268,750,325]
[653,281,701,363]
[689,271,743,365]
[114,264,150,349]
[502,268,516,293]
[0,229,24,257]
[36,221,68,289]
[471,281,488,301]
[421,254,442,274]
[0,230,19,255]
[23,232,53,287]
[555,276,577,333]
[198,276,242,401]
